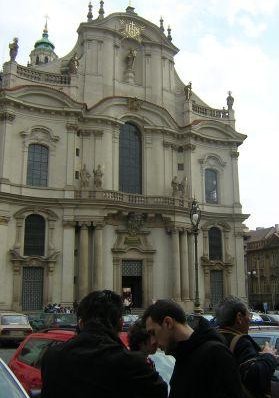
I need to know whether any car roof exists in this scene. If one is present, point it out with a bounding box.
[25,329,76,339]
[0,312,27,316]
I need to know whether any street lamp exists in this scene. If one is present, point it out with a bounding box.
[190,199,202,314]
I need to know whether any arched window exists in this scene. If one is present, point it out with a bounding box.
[44,56,48,63]
[27,144,49,187]
[35,56,39,65]
[119,122,142,194]
[205,169,218,203]
[209,227,222,260]
[24,214,45,256]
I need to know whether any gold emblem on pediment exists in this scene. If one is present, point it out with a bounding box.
[119,19,145,43]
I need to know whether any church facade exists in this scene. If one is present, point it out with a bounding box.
[0,3,248,312]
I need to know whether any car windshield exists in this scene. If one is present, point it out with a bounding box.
[0,360,27,397]
[1,315,28,325]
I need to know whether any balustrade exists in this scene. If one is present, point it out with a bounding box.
[192,103,229,119]
[16,65,71,85]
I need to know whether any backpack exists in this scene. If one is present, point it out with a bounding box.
[221,330,279,398]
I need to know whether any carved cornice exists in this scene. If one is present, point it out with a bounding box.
[66,123,79,132]
[78,129,103,137]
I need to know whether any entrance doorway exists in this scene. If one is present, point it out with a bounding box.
[210,270,224,308]
[22,267,44,311]
[122,260,142,307]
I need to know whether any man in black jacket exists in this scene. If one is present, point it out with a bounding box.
[143,299,243,398]
[41,290,167,398]
[216,295,278,398]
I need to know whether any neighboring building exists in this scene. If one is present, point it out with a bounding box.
[246,225,279,311]
[0,3,248,312]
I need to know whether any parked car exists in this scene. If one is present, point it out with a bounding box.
[122,314,139,331]
[0,312,32,344]
[185,313,215,329]
[9,329,74,395]
[0,356,31,397]
[249,329,279,351]
[27,312,77,331]
[9,328,129,395]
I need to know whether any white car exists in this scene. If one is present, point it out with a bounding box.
[0,357,30,397]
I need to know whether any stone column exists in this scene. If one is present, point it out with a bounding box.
[224,230,230,262]
[0,217,9,305]
[188,233,195,300]
[11,262,21,311]
[48,220,55,255]
[14,217,24,252]
[94,224,103,290]
[46,263,55,305]
[65,123,78,190]
[231,151,241,206]
[172,228,181,301]
[180,230,190,301]
[203,267,211,308]
[143,257,153,307]
[78,223,89,300]
[202,229,209,258]
[113,256,122,295]
[61,222,75,305]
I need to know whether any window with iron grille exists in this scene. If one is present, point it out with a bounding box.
[26,144,49,187]
[24,214,45,256]
[209,227,222,260]
[119,123,142,194]
[205,168,218,203]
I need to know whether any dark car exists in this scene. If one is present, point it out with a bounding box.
[27,312,77,331]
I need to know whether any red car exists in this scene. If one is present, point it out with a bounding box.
[9,328,128,395]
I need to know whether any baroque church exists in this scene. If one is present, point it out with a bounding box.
[0,2,248,312]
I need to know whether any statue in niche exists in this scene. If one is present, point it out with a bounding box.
[9,37,19,61]
[68,53,79,74]
[93,164,103,189]
[184,81,192,100]
[126,48,137,70]
[226,91,234,110]
[80,164,91,189]
[171,176,179,196]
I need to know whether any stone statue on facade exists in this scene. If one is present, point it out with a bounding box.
[80,164,91,189]
[172,176,189,198]
[179,176,189,198]
[226,91,234,110]
[126,49,137,70]
[68,54,79,74]
[9,38,19,61]
[171,176,179,196]
[93,164,103,189]
[184,81,192,100]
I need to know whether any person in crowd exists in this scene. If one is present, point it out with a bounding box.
[143,299,243,398]
[128,318,158,369]
[41,290,168,398]
[215,295,278,398]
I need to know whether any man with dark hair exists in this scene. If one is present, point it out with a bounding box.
[143,299,243,398]
[41,290,167,398]
[216,295,277,398]
[128,318,158,368]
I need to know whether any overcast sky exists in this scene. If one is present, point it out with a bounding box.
[1,0,278,230]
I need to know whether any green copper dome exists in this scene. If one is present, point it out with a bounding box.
[34,25,55,50]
